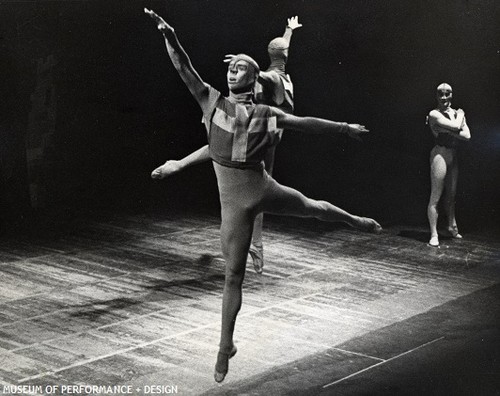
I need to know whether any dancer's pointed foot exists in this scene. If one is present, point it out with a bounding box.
[151,160,182,179]
[352,216,382,234]
[214,345,237,383]
[428,236,439,247]
[249,243,264,274]
[447,226,462,239]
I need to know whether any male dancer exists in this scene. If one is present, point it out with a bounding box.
[145,8,381,383]
[151,16,303,274]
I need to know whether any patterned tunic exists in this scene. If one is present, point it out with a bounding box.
[202,86,282,169]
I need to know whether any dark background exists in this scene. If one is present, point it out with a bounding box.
[1,0,499,232]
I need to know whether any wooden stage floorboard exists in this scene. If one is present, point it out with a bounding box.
[0,211,498,395]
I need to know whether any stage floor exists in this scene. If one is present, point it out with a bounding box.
[0,210,499,395]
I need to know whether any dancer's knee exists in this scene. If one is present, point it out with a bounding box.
[427,202,438,212]
[308,199,331,219]
[225,269,245,289]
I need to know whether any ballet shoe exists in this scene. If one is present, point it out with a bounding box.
[371,221,383,234]
[428,236,439,247]
[356,217,383,234]
[151,161,181,180]
[447,226,462,239]
[214,345,238,383]
[249,244,264,274]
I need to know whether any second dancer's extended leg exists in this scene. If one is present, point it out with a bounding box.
[250,146,277,274]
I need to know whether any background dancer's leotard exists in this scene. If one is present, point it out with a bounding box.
[427,83,471,247]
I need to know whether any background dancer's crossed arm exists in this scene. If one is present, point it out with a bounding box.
[428,108,470,140]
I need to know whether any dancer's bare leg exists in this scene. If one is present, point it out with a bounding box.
[444,154,462,238]
[427,150,447,246]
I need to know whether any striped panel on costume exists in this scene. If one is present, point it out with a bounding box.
[205,89,281,168]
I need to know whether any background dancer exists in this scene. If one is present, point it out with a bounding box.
[151,16,303,274]
[427,83,471,247]
[144,8,382,383]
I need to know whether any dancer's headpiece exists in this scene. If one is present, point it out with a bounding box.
[436,83,452,93]
[267,37,289,61]
[227,54,260,74]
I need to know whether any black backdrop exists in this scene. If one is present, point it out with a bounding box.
[1,0,499,231]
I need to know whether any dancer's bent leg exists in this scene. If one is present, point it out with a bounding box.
[250,147,277,274]
[249,215,265,274]
[444,153,461,238]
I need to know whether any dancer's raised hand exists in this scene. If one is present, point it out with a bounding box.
[144,8,173,33]
[223,54,236,64]
[287,16,303,30]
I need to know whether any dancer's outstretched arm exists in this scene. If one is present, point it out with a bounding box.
[145,8,210,109]
[275,109,368,140]
[151,145,210,179]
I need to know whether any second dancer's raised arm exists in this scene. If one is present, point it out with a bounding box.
[257,16,303,93]
[281,16,302,50]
